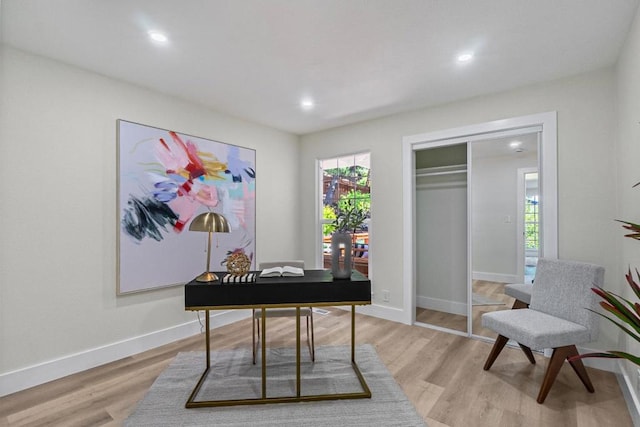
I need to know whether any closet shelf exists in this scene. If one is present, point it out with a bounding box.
[415,164,467,178]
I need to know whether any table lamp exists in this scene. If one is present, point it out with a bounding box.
[189,212,230,282]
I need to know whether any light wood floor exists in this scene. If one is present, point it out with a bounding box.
[416,280,518,337]
[0,308,633,427]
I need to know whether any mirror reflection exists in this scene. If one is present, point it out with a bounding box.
[413,132,540,337]
[471,133,539,337]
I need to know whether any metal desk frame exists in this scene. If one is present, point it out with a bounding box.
[184,273,371,408]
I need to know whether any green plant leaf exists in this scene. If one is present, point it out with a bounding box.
[592,287,640,330]
[626,267,640,300]
[616,219,640,240]
[609,351,640,366]
[599,302,640,334]
[568,352,621,361]
[589,308,640,344]
[568,351,640,367]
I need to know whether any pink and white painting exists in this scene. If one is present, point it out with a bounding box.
[117,120,256,294]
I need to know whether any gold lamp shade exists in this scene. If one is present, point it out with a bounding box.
[189,212,230,282]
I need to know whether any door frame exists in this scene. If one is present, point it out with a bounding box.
[401,111,558,327]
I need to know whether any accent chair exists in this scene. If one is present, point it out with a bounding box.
[253,261,315,364]
[481,258,604,403]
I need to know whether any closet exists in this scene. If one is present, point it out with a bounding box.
[405,114,557,338]
[415,144,468,333]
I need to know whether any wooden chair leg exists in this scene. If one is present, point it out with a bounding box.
[484,335,509,370]
[518,343,536,364]
[566,345,595,393]
[537,346,574,403]
[512,299,529,309]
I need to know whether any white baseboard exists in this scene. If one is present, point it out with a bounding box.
[416,295,467,316]
[355,303,407,324]
[617,361,640,427]
[0,310,250,397]
[472,271,518,283]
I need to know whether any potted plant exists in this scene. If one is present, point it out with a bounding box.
[571,183,640,366]
[330,203,368,279]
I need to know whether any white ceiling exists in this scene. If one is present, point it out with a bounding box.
[1,0,638,135]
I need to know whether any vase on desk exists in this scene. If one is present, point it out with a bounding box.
[330,231,352,279]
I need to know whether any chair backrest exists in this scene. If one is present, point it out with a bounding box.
[530,258,604,340]
[259,260,305,270]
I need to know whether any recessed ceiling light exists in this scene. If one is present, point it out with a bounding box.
[148,31,168,43]
[510,140,524,152]
[457,52,474,63]
[509,141,522,149]
[300,98,315,110]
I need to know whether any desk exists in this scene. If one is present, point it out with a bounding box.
[184,269,372,407]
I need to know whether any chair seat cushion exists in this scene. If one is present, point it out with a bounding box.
[481,309,591,350]
[504,283,532,304]
[253,308,312,318]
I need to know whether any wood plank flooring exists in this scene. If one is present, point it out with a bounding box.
[415,280,521,336]
[0,308,633,427]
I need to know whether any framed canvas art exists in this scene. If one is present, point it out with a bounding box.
[117,120,256,294]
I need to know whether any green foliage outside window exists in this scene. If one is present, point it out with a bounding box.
[323,205,337,236]
[323,190,370,236]
[324,166,370,187]
[525,199,539,250]
[337,190,370,214]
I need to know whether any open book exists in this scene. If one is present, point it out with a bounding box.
[259,265,305,278]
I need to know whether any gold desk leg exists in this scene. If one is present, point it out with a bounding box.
[296,307,301,397]
[206,310,211,369]
[351,305,356,362]
[185,310,211,408]
[261,308,266,399]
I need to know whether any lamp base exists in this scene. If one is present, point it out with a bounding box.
[195,272,219,282]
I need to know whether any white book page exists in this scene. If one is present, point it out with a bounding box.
[281,266,304,277]
[259,267,283,277]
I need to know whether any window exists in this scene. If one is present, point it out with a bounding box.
[524,172,539,251]
[319,153,371,276]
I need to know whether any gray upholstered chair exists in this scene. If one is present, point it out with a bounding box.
[253,261,314,363]
[504,283,532,308]
[482,258,604,403]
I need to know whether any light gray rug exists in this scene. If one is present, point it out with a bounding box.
[125,344,426,426]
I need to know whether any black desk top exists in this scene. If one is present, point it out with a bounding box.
[184,269,371,309]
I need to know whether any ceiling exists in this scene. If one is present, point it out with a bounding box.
[1,0,638,135]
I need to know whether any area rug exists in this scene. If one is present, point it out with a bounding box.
[125,344,426,427]
[472,293,505,306]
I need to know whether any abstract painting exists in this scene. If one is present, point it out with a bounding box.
[117,120,256,294]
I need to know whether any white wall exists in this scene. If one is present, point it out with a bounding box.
[0,46,300,391]
[472,152,537,280]
[300,67,618,350]
[615,4,640,419]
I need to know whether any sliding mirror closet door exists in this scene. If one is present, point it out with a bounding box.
[470,133,539,337]
[414,144,468,333]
